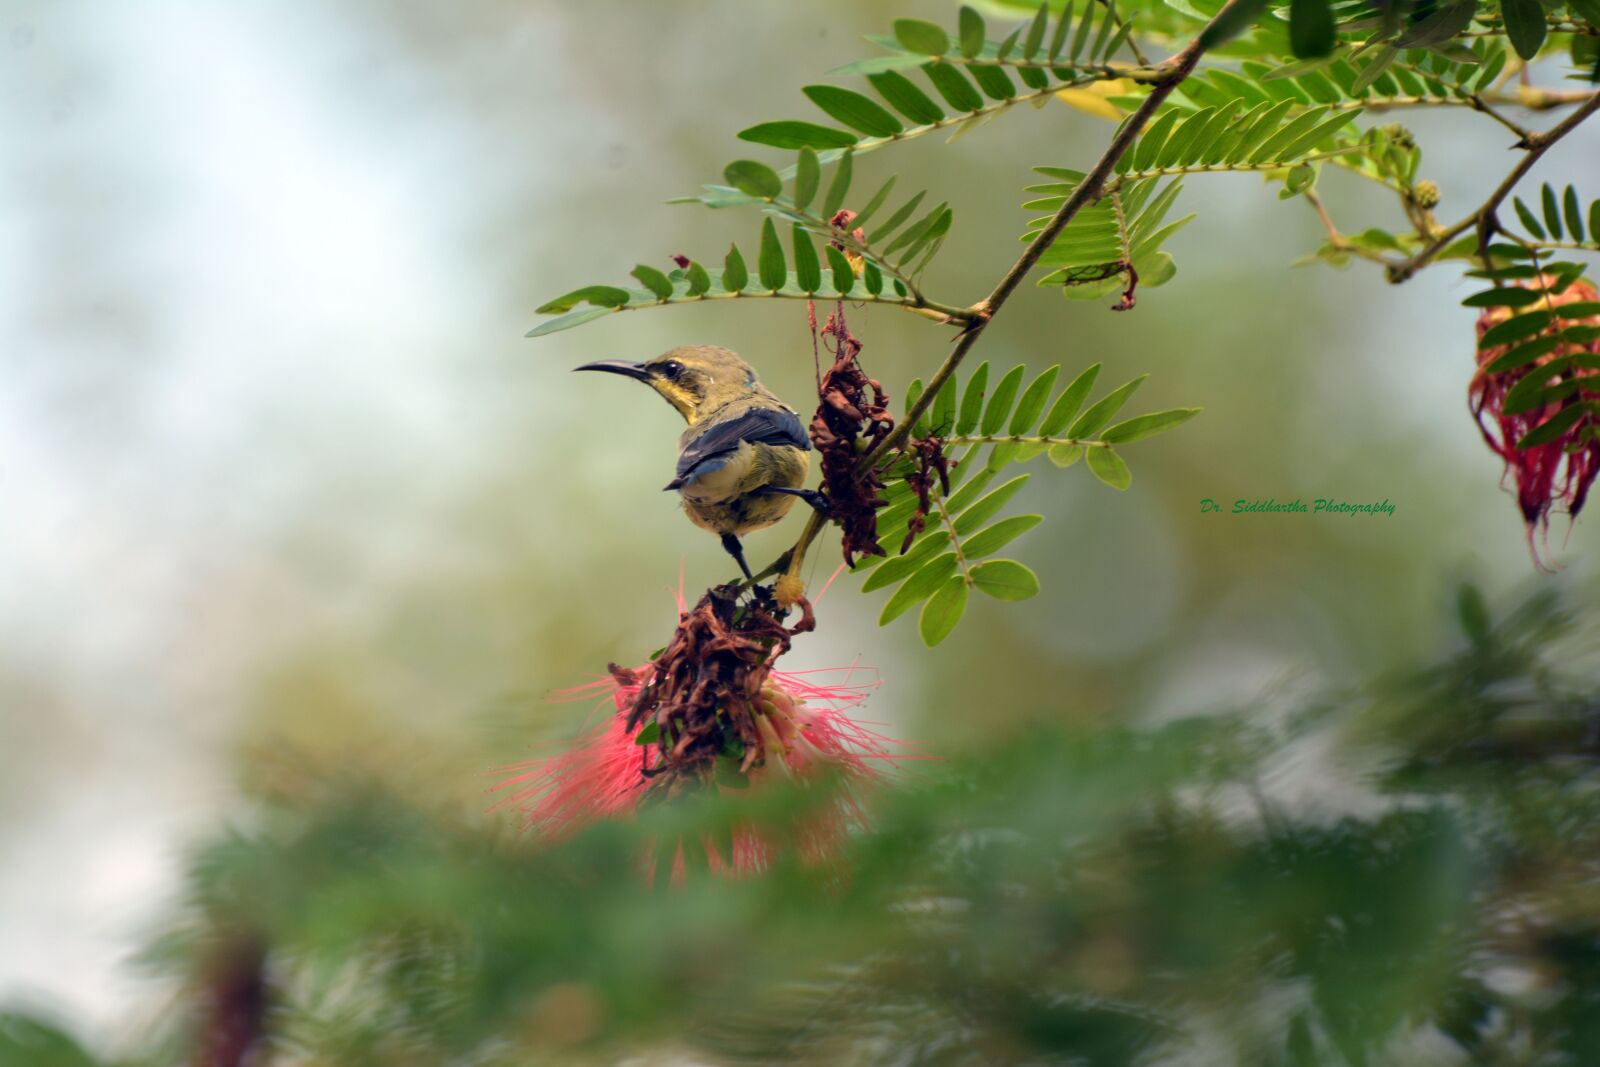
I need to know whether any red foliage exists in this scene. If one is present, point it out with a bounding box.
[1472,277,1600,565]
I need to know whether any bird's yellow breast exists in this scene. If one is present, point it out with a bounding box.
[679,443,809,537]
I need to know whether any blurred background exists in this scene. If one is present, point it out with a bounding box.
[2,0,1598,1057]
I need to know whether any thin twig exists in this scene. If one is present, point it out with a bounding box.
[1304,188,1343,245]
[1323,87,1597,114]
[1499,85,1600,111]
[1468,94,1535,142]
[1300,187,1403,266]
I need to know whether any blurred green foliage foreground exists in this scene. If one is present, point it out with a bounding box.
[6,585,1600,1066]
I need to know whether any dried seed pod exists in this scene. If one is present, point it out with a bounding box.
[809,303,894,563]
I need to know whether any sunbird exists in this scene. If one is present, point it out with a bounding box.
[575,345,824,580]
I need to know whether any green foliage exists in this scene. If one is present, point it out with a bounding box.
[532,148,967,336]
[1170,41,1510,115]
[857,360,1198,644]
[30,586,1598,1066]
[0,1014,108,1067]
[836,1,1144,80]
[24,1,1600,1062]
[530,0,1600,410]
[1501,0,1548,60]
[526,0,1599,634]
[714,0,1168,171]
[1501,182,1600,251]
[1024,173,1192,299]
[1025,97,1359,298]
[1116,99,1364,176]
[1289,0,1336,58]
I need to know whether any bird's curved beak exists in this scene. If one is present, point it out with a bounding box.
[573,359,651,382]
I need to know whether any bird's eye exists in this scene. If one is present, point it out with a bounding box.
[659,360,684,380]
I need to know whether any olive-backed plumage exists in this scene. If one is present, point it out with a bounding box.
[574,345,820,578]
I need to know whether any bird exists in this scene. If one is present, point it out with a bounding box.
[574,345,824,580]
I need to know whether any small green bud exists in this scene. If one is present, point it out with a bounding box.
[1413,180,1440,209]
[1380,123,1416,149]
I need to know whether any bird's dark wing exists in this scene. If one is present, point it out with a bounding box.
[667,406,810,490]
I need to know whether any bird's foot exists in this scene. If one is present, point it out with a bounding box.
[720,533,754,582]
[756,486,831,515]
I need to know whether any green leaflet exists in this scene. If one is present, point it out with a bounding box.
[1085,445,1132,490]
[758,219,787,291]
[981,365,1027,436]
[870,191,927,244]
[1198,0,1270,49]
[1009,367,1061,435]
[685,261,711,295]
[954,475,1030,535]
[803,85,903,138]
[1100,408,1201,444]
[536,286,630,314]
[880,552,958,624]
[631,264,673,301]
[925,63,984,112]
[1507,184,1598,247]
[724,160,782,199]
[895,18,951,55]
[1288,0,1335,58]
[867,70,945,125]
[1394,0,1475,48]
[793,148,820,210]
[863,532,950,592]
[920,576,969,646]
[943,467,998,514]
[1480,312,1553,349]
[1048,443,1085,468]
[971,559,1040,601]
[526,307,614,338]
[1039,364,1101,436]
[738,121,858,150]
[723,244,749,292]
[792,225,822,293]
[931,375,959,435]
[957,362,990,436]
[1462,289,1544,309]
[1069,376,1148,438]
[825,245,855,293]
[1516,403,1592,449]
[822,150,854,217]
[957,6,985,59]
[1501,0,1548,60]
[961,514,1043,559]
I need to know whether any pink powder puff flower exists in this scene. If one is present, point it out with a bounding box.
[490,659,907,877]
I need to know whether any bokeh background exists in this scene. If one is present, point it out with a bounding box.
[3,0,1598,1052]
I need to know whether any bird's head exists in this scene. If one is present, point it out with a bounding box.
[574,345,769,423]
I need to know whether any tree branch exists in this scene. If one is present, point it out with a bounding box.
[1388,90,1600,283]
[748,2,1244,587]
